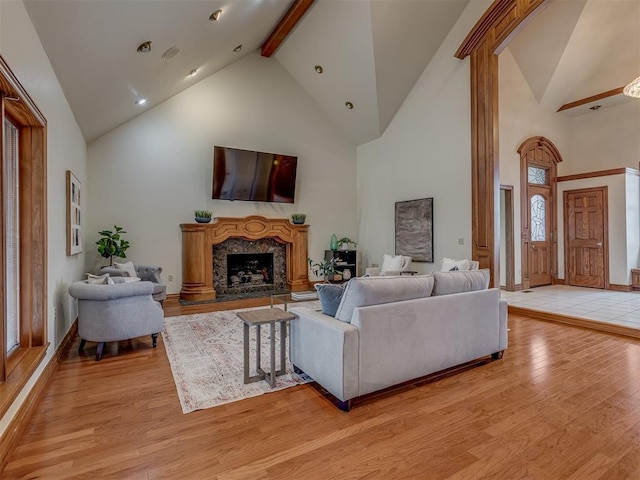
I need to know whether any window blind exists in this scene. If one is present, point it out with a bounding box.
[4,119,19,354]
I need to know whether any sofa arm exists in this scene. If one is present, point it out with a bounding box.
[69,281,155,300]
[289,307,359,402]
[499,298,508,351]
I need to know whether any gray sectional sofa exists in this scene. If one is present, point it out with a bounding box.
[289,271,508,410]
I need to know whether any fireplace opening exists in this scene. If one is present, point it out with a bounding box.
[227,253,274,289]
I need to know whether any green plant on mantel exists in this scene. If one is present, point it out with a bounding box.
[96,225,130,266]
[194,210,212,219]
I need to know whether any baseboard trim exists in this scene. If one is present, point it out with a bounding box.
[608,284,632,292]
[508,306,640,340]
[0,318,78,472]
[552,278,566,285]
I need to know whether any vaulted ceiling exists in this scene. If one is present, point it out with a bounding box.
[22,0,640,144]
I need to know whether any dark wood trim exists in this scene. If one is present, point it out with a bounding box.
[508,305,640,340]
[552,277,566,285]
[557,87,625,112]
[557,167,640,182]
[261,0,316,57]
[608,284,632,292]
[500,185,515,291]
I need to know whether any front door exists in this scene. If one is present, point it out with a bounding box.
[529,185,552,287]
[565,187,607,288]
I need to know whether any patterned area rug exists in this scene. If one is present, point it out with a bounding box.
[162,302,319,413]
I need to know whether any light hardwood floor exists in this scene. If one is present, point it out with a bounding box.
[4,304,640,478]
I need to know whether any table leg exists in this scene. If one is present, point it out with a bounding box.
[269,322,276,388]
[243,323,249,384]
[277,321,287,376]
[256,324,261,372]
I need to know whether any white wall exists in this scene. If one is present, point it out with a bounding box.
[498,48,570,285]
[0,0,88,435]
[87,52,357,288]
[566,100,640,175]
[356,1,492,274]
[557,172,638,285]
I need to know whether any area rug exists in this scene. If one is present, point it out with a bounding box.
[162,302,319,413]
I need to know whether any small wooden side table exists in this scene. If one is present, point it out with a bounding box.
[236,308,296,388]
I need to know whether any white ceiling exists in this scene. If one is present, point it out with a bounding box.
[22,0,640,144]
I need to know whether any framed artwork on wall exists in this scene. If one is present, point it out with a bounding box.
[66,170,82,255]
[395,197,433,262]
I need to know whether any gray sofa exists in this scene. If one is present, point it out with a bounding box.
[69,280,164,360]
[290,271,508,410]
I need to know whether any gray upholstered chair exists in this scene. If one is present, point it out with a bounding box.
[68,280,164,360]
[365,254,413,276]
[101,264,167,304]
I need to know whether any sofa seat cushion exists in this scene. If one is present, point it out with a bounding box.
[432,269,490,296]
[335,275,434,323]
[315,283,345,317]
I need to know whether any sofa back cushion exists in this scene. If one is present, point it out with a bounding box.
[432,269,490,296]
[335,275,434,323]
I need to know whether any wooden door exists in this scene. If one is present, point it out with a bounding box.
[564,188,607,288]
[528,185,552,286]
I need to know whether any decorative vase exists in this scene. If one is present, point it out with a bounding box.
[195,217,211,223]
[343,269,352,280]
[330,234,338,251]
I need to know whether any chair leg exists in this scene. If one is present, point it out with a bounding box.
[96,342,105,361]
[152,333,158,348]
[79,338,86,353]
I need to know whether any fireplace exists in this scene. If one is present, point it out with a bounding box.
[213,237,287,297]
[227,253,273,287]
[180,216,310,302]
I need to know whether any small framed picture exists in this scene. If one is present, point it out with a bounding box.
[66,170,82,255]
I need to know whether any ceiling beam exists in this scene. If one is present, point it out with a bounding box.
[557,86,625,112]
[261,0,315,57]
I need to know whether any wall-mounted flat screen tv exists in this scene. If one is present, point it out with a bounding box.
[212,146,298,203]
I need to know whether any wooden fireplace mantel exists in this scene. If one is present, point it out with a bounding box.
[180,216,310,302]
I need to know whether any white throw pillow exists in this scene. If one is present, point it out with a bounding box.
[440,257,471,272]
[86,273,114,285]
[114,260,137,278]
[380,254,404,273]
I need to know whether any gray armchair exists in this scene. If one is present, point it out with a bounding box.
[69,280,164,360]
[101,264,167,304]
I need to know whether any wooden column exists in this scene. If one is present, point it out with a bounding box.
[180,216,311,302]
[456,0,551,288]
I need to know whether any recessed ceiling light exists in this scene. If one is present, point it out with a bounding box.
[188,68,199,77]
[315,65,323,74]
[589,105,602,111]
[162,46,180,59]
[345,101,354,110]
[137,41,152,53]
[135,98,147,106]
[209,9,222,21]
[233,45,243,53]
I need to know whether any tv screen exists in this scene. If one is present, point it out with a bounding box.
[212,146,298,203]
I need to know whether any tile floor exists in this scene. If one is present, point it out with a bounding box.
[501,285,640,330]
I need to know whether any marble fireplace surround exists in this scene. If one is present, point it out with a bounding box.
[180,216,310,302]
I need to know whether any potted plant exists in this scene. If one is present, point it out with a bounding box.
[194,210,212,223]
[291,213,307,225]
[96,225,130,266]
[337,237,357,251]
[308,257,337,283]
